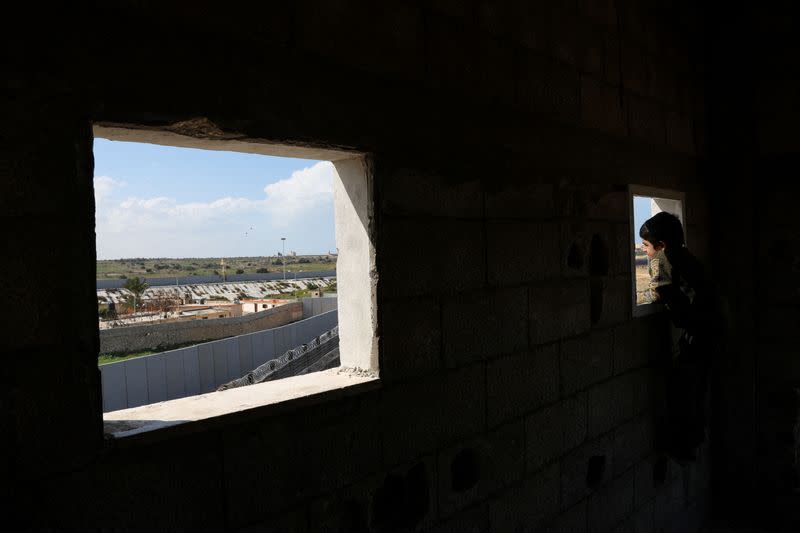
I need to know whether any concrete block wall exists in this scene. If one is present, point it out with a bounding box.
[2,1,723,531]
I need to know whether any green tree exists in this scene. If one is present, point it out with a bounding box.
[123,276,149,313]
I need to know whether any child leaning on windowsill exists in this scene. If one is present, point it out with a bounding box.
[639,211,717,463]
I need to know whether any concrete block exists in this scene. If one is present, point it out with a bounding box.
[530,280,592,345]
[551,3,582,67]
[239,508,308,533]
[479,0,548,51]
[561,434,615,509]
[223,405,381,528]
[487,221,561,286]
[587,374,634,438]
[632,500,654,533]
[182,346,200,396]
[543,500,587,533]
[561,222,591,278]
[381,218,485,298]
[382,364,485,466]
[560,329,613,395]
[653,479,684,531]
[489,463,561,533]
[485,181,555,219]
[380,167,482,218]
[587,469,634,533]
[487,344,559,427]
[621,41,648,95]
[634,457,659,509]
[475,36,516,105]
[516,51,580,124]
[605,34,620,85]
[595,276,630,328]
[627,95,665,147]
[582,25,605,77]
[425,503,489,533]
[164,350,186,401]
[437,421,524,517]
[296,0,423,81]
[614,416,654,476]
[37,434,225,530]
[582,0,617,28]
[611,222,633,276]
[581,76,625,135]
[443,288,527,367]
[425,13,474,90]
[629,369,654,416]
[526,391,588,472]
[525,402,562,473]
[613,323,647,375]
[586,188,630,223]
[562,392,589,452]
[380,297,441,381]
[665,109,694,155]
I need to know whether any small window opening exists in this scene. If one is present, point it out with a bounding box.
[629,186,685,317]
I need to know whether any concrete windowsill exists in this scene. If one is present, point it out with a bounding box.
[103,368,380,447]
[632,301,665,318]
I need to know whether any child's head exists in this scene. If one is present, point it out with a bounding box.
[639,211,685,258]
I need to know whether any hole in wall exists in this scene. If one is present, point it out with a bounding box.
[451,448,480,492]
[372,462,429,531]
[589,234,609,275]
[586,455,606,488]
[567,242,584,270]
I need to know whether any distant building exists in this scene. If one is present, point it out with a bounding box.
[240,299,291,314]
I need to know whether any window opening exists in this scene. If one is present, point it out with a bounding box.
[629,185,686,317]
[94,125,376,415]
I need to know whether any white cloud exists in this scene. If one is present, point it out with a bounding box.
[94,162,336,259]
[93,176,125,204]
[263,162,334,224]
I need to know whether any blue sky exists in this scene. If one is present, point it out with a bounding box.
[632,196,651,245]
[93,139,336,259]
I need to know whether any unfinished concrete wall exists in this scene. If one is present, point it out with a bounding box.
[99,301,303,354]
[3,1,722,531]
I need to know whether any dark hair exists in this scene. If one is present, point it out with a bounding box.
[639,211,685,248]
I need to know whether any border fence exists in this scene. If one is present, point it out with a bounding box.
[100,309,338,412]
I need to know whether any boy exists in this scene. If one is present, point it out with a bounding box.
[639,212,716,461]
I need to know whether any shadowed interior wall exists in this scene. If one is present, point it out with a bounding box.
[3,1,795,531]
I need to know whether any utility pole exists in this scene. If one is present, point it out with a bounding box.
[281,237,286,280]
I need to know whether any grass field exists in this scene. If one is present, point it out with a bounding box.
[97,255,336,279]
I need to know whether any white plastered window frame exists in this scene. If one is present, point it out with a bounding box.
[628,185,686,319]
[93,124,379,443]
